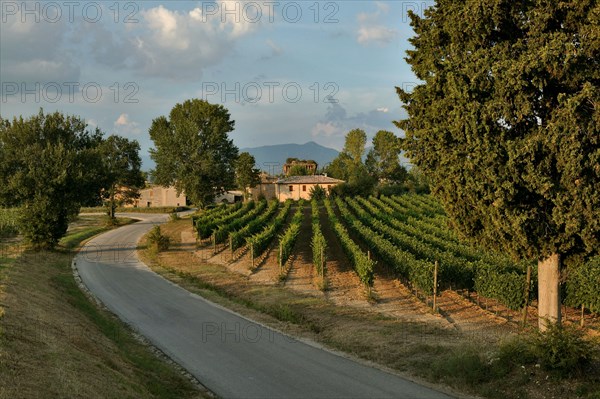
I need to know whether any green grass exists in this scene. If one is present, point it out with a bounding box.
[59,217,135,250]
[60,222,204,398]
[1,218,207,399]
[50,268,201,398]
[0,208,19,237]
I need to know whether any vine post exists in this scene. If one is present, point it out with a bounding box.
[279,242,283,272]
[433,260,438,313]
[321,246,325,286]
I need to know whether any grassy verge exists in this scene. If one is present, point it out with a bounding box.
[0,216,208,399]
[61,217,135,250]
[140,218,600,399]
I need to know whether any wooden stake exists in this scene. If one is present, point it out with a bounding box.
[522,264,532,327]
[321,246,325,286]
[251,245,254,269]
[581,304,585,328]
[279,242,283,272]
[433,260,438,313]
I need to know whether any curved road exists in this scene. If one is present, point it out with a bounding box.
[76,213,454,399]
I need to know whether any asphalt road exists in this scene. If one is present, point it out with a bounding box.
[75,213,454,399]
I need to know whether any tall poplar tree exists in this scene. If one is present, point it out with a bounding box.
[235,152,260,200]
[397,0,599,329]
[149,99,239,207]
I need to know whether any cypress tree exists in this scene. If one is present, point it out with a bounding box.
[397,0,599,329]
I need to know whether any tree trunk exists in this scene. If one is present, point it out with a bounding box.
[110,197,116,219]
[538,253,561,331]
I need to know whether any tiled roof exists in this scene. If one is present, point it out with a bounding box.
[275,175,345,184]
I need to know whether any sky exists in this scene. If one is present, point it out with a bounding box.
[0,0,431,168]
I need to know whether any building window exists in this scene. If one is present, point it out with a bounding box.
[302,185,307,192]
[289,185,294,192]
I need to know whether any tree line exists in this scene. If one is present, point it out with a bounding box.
[323,128,427,197]
[0,110,144,248]
[0,100,261,249]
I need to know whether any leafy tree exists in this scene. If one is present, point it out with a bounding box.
[366,130,407,183]
[98,135,145,219]
[235,152,260,200]
[327,129,369,180]
[344,163,377,196]
[326,129,377,196]
[397,0,600,329]
[403,166,430,194]
[288,164,309,176]
[325,152,352,181]
[0,110,104,248]
[149,99,239,208]
[343,128,367,164]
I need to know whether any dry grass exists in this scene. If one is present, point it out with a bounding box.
[0,216,207,399]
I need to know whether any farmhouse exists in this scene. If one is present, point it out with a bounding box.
[274,175,344,201]
[247,173,278,201]
[130,185,187,208]
[247,174,344,201]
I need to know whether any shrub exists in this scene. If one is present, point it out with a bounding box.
[374,183,407,197]
[147,226,170,252]
[530,323,596,376]
[491,336,537,378]
[309,185,327,201]
[429,347,490,386]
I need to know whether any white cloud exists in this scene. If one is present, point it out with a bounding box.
[259,39,284,61]
[311,122,342,138]
[115,113,129,126]
[69,2,260,81]
[310,103,402,147]
[266,39,283,56]
[128,2,259,79]
[357,2,397,46]
[0,12,80,84]
[114,113,141,135]
[144,5,189,50]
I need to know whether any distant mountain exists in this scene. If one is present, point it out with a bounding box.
[241,141,340,174]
